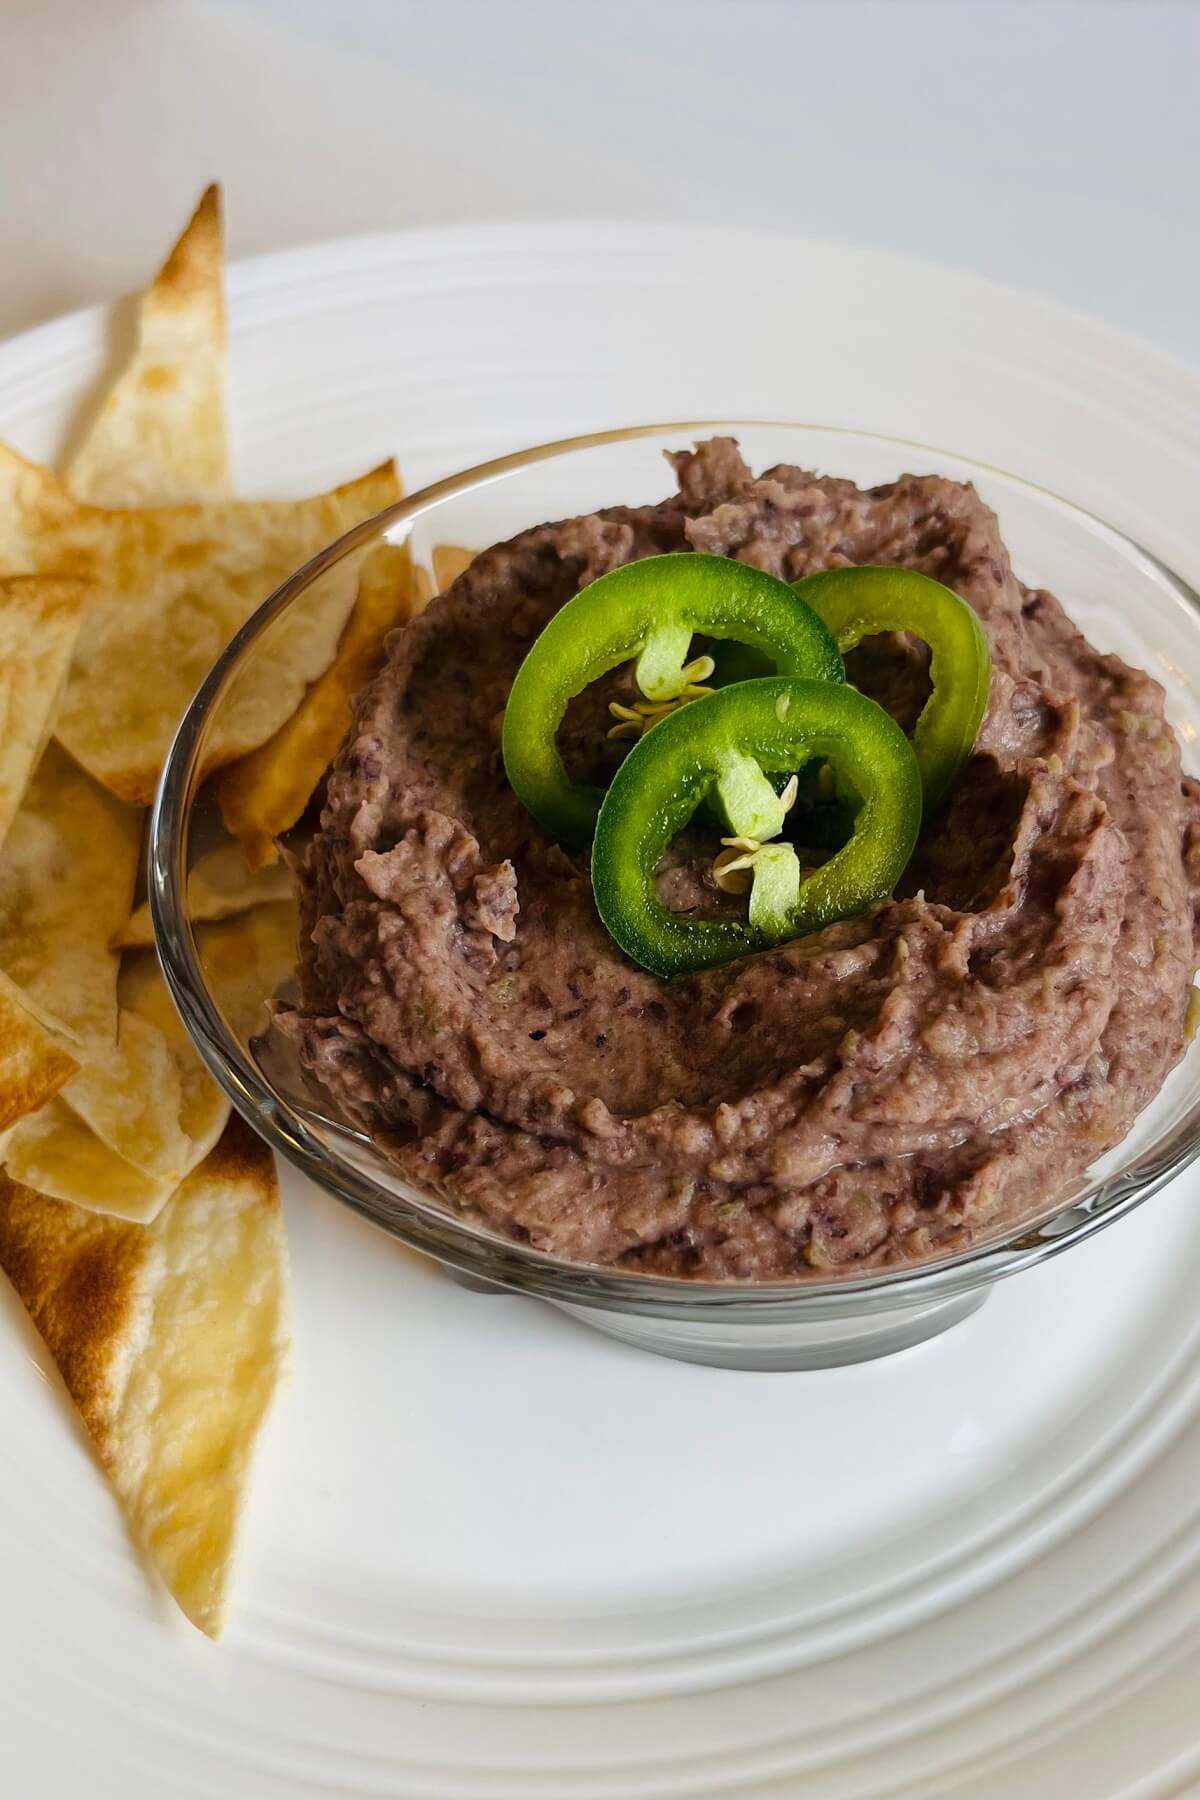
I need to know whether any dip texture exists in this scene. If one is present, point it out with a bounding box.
[280,440,1200,1278]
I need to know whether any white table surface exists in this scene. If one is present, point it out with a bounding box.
[2,0,1198,367]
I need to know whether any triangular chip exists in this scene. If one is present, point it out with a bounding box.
[0,577,88,850]
[432,543,475,593]
[115,843,293,948]
[66,186,230,506]
[195,901,299,1043]
[0,967,78,1131]
[116,955,231,1168]
[0,1115,289,1636]
[0,444,400,805]
[215,539,423,869]
[62,1006,228,1190]
[1,957,231,1224]
[120,901,297,1053]
[114,902,294,1165]
[0,742,141,1048]
[0,743,230,1219]
[1,1096,176,1223]
[64,1013,192,1179]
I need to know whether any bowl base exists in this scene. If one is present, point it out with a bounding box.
[443,1266,989,1369]
[549,1288,990,1371]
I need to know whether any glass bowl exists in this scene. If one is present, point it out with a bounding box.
[150,423,1200,1370]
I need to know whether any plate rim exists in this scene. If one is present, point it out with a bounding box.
[3,215,1199,410]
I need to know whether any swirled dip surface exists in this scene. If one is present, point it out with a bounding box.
[280,440,1200,1278]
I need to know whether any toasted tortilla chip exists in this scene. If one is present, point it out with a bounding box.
[432,543,475,593]
[1,930,229,1224]
[66,186,230,506]
[0,968,78,1131]
[215,540,422,869]
[0,444,400,805]
[0,577,88,850]
[61,990,228,1189]
[1,1097,176,1223]
[116,949,181,1032]
[119,898,296,1062]
[116,843,292,948]
[116,955,231,1163]
[3,1016,228,1225]
[197,901,298,1043]
[0,743,141,1048]
[63,1013,191,1179]
[0,1115,289,1636]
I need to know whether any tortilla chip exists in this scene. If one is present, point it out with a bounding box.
[64,1013,191,1175]
[215,539,422,869]
[115,843,292,948]
[0,790,231,1222]
[60,990,229,1188]
[117,955,231,1160]
[413,564,434,609]
[2,1018,229,1226]
[432,543,475,592]
[115,950,179,1030]
[197,901,298,1043]
[0,968,78,1131]
[1,1097,176,1223]
[66,186,230,506]
[0,443,400,805]
[0,924,230,1226]
[0,577,88,850]
[0,743,141,1048]
[119,898,296,1061]
[0,1115,289,1636]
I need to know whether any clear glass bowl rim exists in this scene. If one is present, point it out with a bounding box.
[149,420,1200,1324]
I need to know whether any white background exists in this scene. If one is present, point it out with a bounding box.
[2,0,1198,365]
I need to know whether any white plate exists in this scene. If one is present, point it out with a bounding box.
[3,223,1200,1799]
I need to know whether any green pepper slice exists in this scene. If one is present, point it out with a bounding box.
[792,565,990,810]
[502,553,843,845]
[592,677,922,978]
